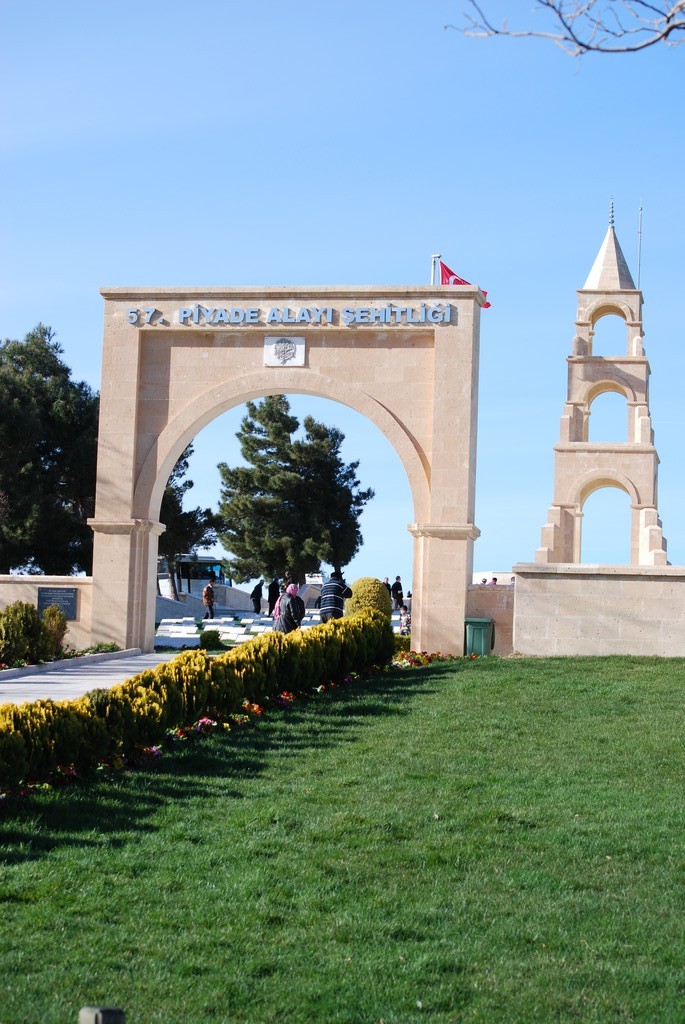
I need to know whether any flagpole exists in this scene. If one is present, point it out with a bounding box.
[431,254,441,286]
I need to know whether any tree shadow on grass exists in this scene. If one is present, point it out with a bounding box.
[0,663,457,865]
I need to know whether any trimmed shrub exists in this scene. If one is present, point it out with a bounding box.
[394,635,411,654]
[197,626,224,651]
[0,717,29,788]
[208,657,245,715]
[82,687,140,753]
[199,629,224,650]
[0,601,52,665]
[0,697,108,782]
[41,605,68,660]
[346,577,392,620]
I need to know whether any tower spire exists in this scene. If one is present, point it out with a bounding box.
[583,205,635,290]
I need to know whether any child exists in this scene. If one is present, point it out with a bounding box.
[399,604,411,636]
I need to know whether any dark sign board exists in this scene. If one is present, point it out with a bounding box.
[37,587,78,621]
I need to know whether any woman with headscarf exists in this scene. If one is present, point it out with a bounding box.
[274,583,305,634]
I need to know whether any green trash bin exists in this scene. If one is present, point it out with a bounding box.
[464,617,495,656]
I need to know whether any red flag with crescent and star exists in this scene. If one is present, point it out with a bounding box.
[439,260,491,308]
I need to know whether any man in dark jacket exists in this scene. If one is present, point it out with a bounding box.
[391,576,403,610]
[319,571,353,623]
[250,580,264,613]
[267,578,280,615]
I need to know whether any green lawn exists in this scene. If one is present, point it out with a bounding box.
[2,656,685,1023]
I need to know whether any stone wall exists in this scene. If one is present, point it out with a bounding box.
[5,567,684,660]
[0,576,93,651]
[513,563,685,656]
[155,584,255,621]
[466,584,515,655]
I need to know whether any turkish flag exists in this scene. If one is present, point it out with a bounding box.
[439,260,491,308]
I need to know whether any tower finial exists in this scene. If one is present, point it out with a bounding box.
[609,197,614,228]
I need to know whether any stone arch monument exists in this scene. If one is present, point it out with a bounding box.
[89,286,487,653]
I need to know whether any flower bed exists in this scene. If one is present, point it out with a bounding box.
[391,649,466,669]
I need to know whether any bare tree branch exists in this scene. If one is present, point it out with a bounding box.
[447,1,685,55]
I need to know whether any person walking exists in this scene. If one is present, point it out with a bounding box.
[202,580,215,620]
[250,580,264,613]
[391,576,403,611]
[267,578,280,615]
[274,583,305,634]
[319,571,352,623]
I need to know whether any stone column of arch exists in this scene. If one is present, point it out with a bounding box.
[89,286,486,653]
[536,221,668,566]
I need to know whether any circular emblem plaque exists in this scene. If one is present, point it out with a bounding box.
[273,337,297,364]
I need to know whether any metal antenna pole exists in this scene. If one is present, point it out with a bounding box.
[637,203,643,289]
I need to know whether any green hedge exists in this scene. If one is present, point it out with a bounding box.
[0,601,68,666]
[0,610,393,790]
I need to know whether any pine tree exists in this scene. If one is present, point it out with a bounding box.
[158,445,218,600]
[0,325,99,574]
[292,416,373,574]
[216,396,374,583]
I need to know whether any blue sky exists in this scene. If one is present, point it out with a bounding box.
[2,1,683,589]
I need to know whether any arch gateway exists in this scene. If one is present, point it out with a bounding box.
[89,285,486,654]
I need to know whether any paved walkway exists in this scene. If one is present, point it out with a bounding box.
[0,650,181,706]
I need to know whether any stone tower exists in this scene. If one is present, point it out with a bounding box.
[536,209,668,565]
